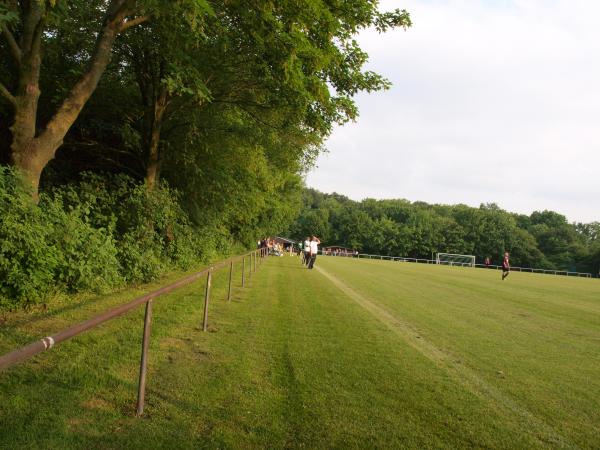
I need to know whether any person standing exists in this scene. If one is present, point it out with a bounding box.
[303,236,310,265]
[308,236,321,269]
[501,251,510,280]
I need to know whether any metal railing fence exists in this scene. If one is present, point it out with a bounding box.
[0,247,268,416]
[322,251,593,278]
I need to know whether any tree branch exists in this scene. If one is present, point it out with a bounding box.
[119,15,150,32]
[38,0,131,148]
[0,81,16,107]
[1,23,21,65]
[237,104,280,130]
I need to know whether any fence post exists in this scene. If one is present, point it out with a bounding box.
[242,257,246,287]
[254,251,257,272]
[227,261,233,302]
[248,253,252,280]
[136,299,153,416]
[202,269,212,332]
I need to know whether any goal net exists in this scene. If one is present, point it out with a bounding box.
[436,253,475,267]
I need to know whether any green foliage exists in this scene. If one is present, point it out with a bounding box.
[0,169,244,310]
[527,210,580,269]
[0,4,18,25]
[46,173,218,283]
[288,188,599,272]
[0,168,121,309]
[42,198,122,293]
[0,168,58,309]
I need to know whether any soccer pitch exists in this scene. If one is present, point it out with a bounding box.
[313,256,600,448]
[1,255,599,449]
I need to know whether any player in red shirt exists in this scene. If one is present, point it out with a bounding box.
[501,251,510,280]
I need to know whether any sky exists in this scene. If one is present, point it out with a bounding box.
[305,0,600,223]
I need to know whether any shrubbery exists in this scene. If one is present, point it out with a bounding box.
[0,169,228,311]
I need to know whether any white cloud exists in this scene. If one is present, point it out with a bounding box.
[306,0,600,222]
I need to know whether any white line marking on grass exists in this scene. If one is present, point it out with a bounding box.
[315,265,579,450]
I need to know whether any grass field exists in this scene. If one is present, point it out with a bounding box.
[1,255,599,449]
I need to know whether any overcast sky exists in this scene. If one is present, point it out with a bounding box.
[306,0,600,223]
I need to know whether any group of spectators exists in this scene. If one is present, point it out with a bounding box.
[258,238,286,256]
[259,236,358,270]
[323,249,359,257]
[299,236,320,270]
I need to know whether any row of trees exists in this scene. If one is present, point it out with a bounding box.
[0,1,411,309]
[288,189,600,274]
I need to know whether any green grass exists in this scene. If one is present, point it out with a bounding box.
[1,255,599,449]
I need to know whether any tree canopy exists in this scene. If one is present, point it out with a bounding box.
[1,0,411,199]
[287,188,599,274]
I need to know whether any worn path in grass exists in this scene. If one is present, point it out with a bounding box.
[1,255,599,449]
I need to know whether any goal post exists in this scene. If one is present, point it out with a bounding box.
[436,253,475,267]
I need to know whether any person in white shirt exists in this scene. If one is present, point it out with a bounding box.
[303,237,310,265]
[308,236,320,269]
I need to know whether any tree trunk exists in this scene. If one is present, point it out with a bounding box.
[145,87,169,191]
[10,144,47,202]
[4,0,147,200]
[7,1,46,198]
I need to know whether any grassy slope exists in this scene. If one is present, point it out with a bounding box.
[0,255,598,448]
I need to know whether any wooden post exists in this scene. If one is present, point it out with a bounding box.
[242,257,246,287]
[136,299,153,416]
[227,261,233,302]
[202,269,212,332]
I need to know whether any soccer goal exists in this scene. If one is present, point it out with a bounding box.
[436,253,475,267]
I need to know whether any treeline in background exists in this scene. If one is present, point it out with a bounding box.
[0,1,411,310]
[288,189,600,274]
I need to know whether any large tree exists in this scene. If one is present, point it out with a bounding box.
[116,0,412,189]
[0,0,210,199]
[1,0,411,202]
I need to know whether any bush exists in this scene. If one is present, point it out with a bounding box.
[0,168,58,309]
[46,173,210,283]
[0,170,224,310]
[42,198,123,293]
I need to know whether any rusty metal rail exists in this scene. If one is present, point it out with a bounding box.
[0,247,268,415]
